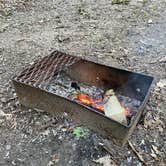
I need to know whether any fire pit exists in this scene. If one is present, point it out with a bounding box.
[12,51,154,146]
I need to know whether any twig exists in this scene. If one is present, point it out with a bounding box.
[38,119,58,130]
[5,97,18,104]
[11,109,23,114]
[128,141,147,166]
[99,143,119,165]
[38,122,56,130]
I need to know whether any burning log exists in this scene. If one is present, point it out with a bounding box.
[73,92,104,111]
[73,88,127,125]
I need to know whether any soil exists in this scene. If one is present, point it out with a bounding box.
[0,0,165,165]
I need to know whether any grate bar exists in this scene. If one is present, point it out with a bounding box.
[14,51,81,89]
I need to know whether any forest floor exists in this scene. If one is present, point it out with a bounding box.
[0,0,165,165]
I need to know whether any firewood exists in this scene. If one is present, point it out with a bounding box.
[104,89,127,125]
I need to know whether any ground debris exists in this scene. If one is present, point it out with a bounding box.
[128,140,147,166]
[0,109,12,118]
[93,155,117,166]
[157,79,166,88]
[98,142,120,165]
[112,0,130,5]
[73,126,89,138]
[51,153,60,163]
[151,145,159,155]
[35,117,58,130]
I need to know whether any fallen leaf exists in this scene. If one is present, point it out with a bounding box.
[151,145,159,154]
[94,155,117,166]
[157,79,166,88]
[0,109,12,119]
[150,149,159,160]
[150,152,157,159]
[0,109,5,117]
[52,154,60,163]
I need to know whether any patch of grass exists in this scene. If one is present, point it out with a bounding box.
[73,126,89,138]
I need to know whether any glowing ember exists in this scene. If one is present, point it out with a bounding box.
[74,92,131,117]
[74,93,104,111]
[124,107,131,117]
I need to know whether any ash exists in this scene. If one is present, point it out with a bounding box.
[47,71,141,123]
[117,95,141,113]
[117,95,141,125]
[47,71,104,98]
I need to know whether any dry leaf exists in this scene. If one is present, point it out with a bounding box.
[0,109,5,117]
[52,154,60,163]
[157,79,166,88]
[150,148,159,160]
[104,89,127,125]
[94,155,117,166]
[151,145,159,154]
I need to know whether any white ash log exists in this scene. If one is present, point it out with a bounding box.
[104,89,127,125]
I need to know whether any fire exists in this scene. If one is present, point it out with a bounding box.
[75,93,104,111]
[74,92,130,116]
[76,93,93,105]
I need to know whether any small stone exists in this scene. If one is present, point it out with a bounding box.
[136,88,141,92]
[29,62,34,65]
[42,129,50,136]
[52,129,57,136]
[51,154,60,163]
[39,19,44,23]
[148,19,153,24]
[34,121,41,128]
[15,101,20,107]
[47,161,54,166]
[58,135,62,140]
[140,140,147,152]
[0,109,5,116]
[1,98,6,103]
[6,145,11,150]
[158,126,163,132]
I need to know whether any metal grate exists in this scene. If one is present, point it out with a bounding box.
[14,51,81,89]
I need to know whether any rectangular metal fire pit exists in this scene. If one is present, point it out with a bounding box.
[12,51,154,146]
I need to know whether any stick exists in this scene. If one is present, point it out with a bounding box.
[128,141,147,166]
[38,119,58,130]
[99,143,119,165]
[11,109,23,114]
[5,97,18,104]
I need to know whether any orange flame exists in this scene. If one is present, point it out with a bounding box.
[74,93,130,116]
[75,93,104,111]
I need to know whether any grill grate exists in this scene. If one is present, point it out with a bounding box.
[14,51,81,90]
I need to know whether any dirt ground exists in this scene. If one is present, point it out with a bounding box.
[0,0,165,165]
